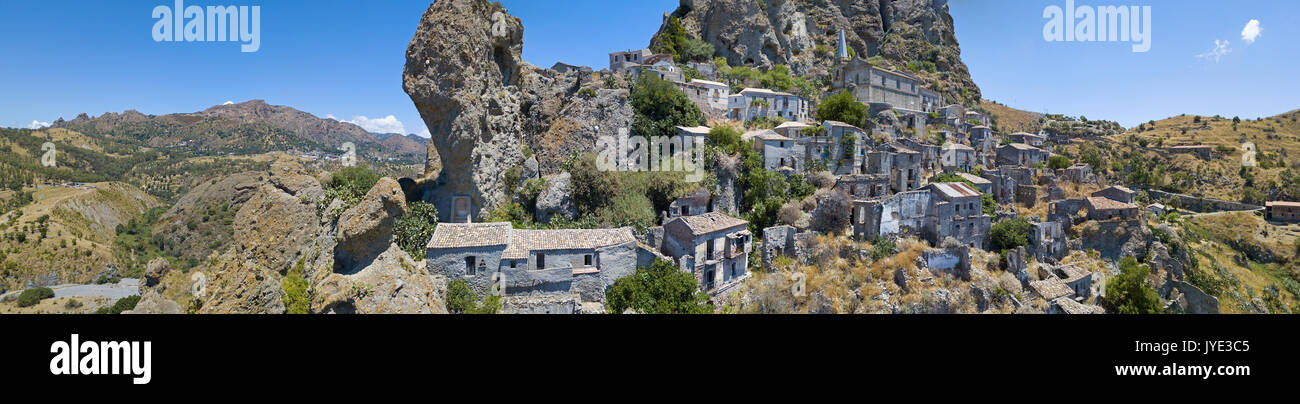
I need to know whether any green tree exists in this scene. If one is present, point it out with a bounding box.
[989,217,1031,252]
[566,153,622,215]
[630,75,703,139]
[1047,155,1071,170]
[815,91,868,127]
[395,201,439,258]
[1104,257,1164,314]
[96,295,142,314]
[606,259,712,314]
[708,126,743,155]
[16,287,54,308]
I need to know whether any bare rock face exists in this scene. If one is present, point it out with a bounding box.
[335,177,409,272]
[534,172,575,223]
[404,0,629,221]
[403,0,527,221]
[654,0,981,105]
[312,245,447,314]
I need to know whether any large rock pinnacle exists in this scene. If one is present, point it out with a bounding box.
[403,0,527,222]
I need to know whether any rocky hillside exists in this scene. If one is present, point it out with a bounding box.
[49,100,425,162]
[0,182,160,292]
[652,0,982,105]
[403,0,632,221]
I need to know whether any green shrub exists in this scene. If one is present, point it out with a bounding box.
[815,91,868,128]
[96,295,141,314]
[870,237,896,261]
[601,194,656,232]
[325,165,381,218]
[16,287,54,307]
[395,201,439,258]
[281,259,310,314]
[1103,257,1163,314]
[1047,155,1071,170]
[445,279,475,314]
[708,126,743,155]
[989,217,1032,252]
[606,259,711,314]
[565,153,622,215]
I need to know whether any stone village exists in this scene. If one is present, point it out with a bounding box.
[418,29,1199,315]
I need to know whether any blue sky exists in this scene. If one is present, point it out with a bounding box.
[0,0,1295,135]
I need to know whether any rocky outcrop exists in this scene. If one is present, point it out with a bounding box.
[124,291,183,315]
[335,177,408,272]
[313,245,447,314]
[403,0,629,222]
[534,172,575,223]
[403,0,528,221]
[653,0,981,105]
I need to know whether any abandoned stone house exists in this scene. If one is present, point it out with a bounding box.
[835,174,891,200]
[956,172,992,194]
[981,166,1036,204]
[1060,163,1093,183]
[743,129,802,171]
[674,79,730,112]
[996,143,1049,167]
[728,88,810,122]
[551,62,593,74]
[774,121,815,139]
[964,110,991,127]
[926,182,993,248]
[1265,201,1300,222]
[662,212,753,294]
[426,223,639,304]
[1086,196,1140,221]
[830,58,941,113]
[897,138,942,172]
[665,187,714,221]
[675,124,710,145]
[1008,132,1046,148]
[850,182,991,249]
[1038,264,1093,300]
[869,143,922,193]
[1029,220,1069,263]
[940,143,977,172]
[607,49,657,73]
[802,120,868,175]
[1091,185,1136,204]
[632,58,684,83]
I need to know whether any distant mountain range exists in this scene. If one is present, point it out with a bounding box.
[48,100,425,162]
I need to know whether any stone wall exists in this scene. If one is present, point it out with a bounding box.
[1144,189,1261,213]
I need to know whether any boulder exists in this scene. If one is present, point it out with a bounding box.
[313,245,446,314]
[140,257,171,292]
[124,291,182,314]
[335,178,409,272]
[534,172,575,223]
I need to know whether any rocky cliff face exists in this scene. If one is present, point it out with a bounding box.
[653,0,981,105]
[403,0,630,221]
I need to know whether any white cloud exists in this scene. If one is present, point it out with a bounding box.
[416,127,431,138]
[325,114,338,120]
[27,120,51,129]
[1241,19,1262,44]
[343,115,406,134]
[1197,39,1231,63]
[223,100,234,105]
